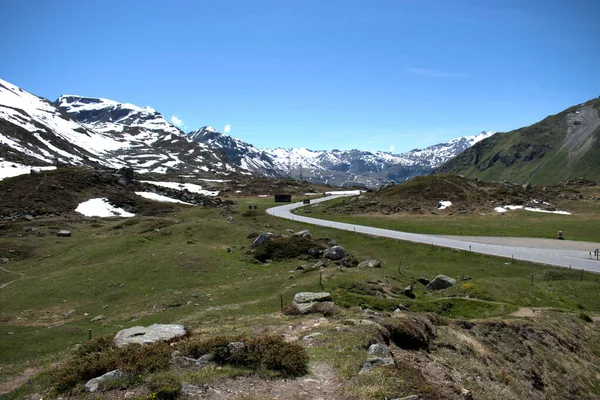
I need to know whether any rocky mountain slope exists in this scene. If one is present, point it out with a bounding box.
[264,132,493,187]
[436,98,600,184]
[1,77,493,185]
[0,78,247,177]
[189,126,280,177]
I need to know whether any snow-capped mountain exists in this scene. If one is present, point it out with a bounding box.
[0,78,249,177]
[0,76,494,186]
[263,131,494,186]
[188,126,280,178]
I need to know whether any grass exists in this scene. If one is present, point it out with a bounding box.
[297,199,600,242]
[1,195,600,398]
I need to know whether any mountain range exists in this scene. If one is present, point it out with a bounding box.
[0,77,494,185]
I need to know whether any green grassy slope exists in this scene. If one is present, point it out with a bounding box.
[436,98,600,184]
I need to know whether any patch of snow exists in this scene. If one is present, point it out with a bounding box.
[135,192,193,204]
[494,204,571,215]
[75,198,135,217]
[0,161,56,180]
[437,201,452,210]
[140,180,219,196]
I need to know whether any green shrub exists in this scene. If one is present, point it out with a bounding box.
[176,335,308,377]
[253,236,324,262]
[51,341,171,392]
[147,372,181,400]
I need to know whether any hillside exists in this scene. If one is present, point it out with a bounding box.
[436,98,600,184]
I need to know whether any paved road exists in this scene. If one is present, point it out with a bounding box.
[267,195,600,273]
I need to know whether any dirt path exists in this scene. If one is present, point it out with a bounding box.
[196,361,345,400]
[0,265,24,289]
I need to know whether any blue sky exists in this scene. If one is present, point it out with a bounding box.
[2,0,599,152]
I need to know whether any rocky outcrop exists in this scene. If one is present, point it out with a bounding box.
[426,275,457,290]
[323,245,346,260]
[114,324,186,347]
[292,292,334,314]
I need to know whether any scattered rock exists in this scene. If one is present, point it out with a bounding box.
[84,369,123,392]
[359,356,394,374]
[426,275,457,290]
[294,229,311,238]
[418,277,430,286]
[56,230,71,237]
[0,258,9,264]
[90,315,106,322]
[227,341,245,355]
[22,214,34,221]
[114,324,186,347]
[367,343,391,357]
[170,355,198,368]
[249,232,271,249]
[461,388,473,400]
[323,245,346,260]
[358,259,381,268]
[181,382,204,397]
[195,353,215,367]
[401,284,415,298]
[302,332,323,341]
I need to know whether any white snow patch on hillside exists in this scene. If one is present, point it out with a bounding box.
[494,205,570,215]
[0,161,56,180]
[325,190,363,195]
[140,181,219,196]
[437,201,452,210]
[135,192,193,204]
[75,198,135,217]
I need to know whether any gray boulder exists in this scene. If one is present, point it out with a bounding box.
[294,292,332,303]
[294,230,311,238]
[85,369,123,392]
[426,275,457,290]
[114,324,186,347]
[367,343,391,357]
[57,230,71,237]
[292,292,334,314]
[359,356,394,374]
[250,232,271,249]
[358,259,381,268]
[0,258,9,264]
[323,245,346,260]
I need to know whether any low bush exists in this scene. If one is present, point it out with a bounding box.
[147,372,181,400]
[253,236,325,262]
[282,303,301,315]
[51,340,171,392]
[176,335,308,377]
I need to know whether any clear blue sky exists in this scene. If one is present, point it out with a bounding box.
[2,0,598,152]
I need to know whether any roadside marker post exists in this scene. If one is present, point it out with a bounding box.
[580,269,584,282]
[88,329,92,340]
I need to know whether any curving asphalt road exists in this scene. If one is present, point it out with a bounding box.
[266,195,600,273]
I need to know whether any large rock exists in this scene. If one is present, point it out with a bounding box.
[426,275,457,290]
[367,343,391,357]
[249,232,271,249]
[57,230,71,237]
[323,245,346,260]
[293,292,332,303]
[359,356,394,374]
[292,292,334,314]
[293,230,311,238]
[114,324,186,347]
[358,259,381,268]
[85,369,123,392]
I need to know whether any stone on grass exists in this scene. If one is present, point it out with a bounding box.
[426,275,457,290]
[249,232,271,249]
[367,343,391,357]
[0,258,9,264]
[85,369,123,392]
[323,245,346,260]
[90,315,106,322]
[402,285,415,298]
[418,277,430,286]
[227,341,245,355]
[57,230,71,237]
[359,356,394,374]
[114,324,186,347]
[294,230,311,238]
[358,259,381,268]
[292,292,334,314]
